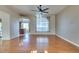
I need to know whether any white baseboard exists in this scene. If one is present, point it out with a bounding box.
[30,33,55,35]
[56,34,79,47]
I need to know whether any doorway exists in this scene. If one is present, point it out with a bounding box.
[19,18,30,36]
[0,19,2,38]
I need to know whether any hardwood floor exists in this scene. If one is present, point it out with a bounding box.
[0,35,79,53]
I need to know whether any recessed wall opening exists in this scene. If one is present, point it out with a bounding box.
[36,12,49,32]
[19,18,30,36]
[0,19,2,38]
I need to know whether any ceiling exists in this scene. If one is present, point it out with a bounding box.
[6,5,67,16]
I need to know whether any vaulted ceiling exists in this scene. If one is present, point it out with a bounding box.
[6,5,67,16]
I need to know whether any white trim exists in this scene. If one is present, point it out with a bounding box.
[30,33,55,35]
[56,34,79,47]
[19,33,55,35]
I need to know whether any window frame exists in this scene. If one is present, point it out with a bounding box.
[36,16,50,33]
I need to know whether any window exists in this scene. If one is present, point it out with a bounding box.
[36,13,49,32]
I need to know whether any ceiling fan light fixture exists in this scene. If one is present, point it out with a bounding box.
[32,5,49,14]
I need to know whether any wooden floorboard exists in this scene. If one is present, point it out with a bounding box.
[0,35,79,53]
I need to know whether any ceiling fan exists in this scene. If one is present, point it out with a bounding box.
[32,5,49,13]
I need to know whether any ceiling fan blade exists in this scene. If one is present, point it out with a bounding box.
[32,10,38,11]
[32,10,40,12]
[37,7,40,10]
[37,5,42,9]
[32,10,36,11]
[43,8,49,11]
[43,11,48,13]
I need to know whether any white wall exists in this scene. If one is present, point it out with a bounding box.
[10,14,19,39]
[50,15,55,34]
[0,6,20,40]
[0,11,10,40]
[29,15,55,35]
[56,6,79,45]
